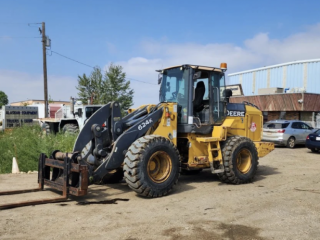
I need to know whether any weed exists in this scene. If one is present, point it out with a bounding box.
[0,126,77,174]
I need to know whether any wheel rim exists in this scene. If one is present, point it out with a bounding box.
[236,149,252,174]
[289,138,295,148]
[147,151,172,183]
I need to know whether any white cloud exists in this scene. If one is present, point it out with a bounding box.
[0,70,78,104]
[2,23,320,109]
[113,23,320,108]
[114,58,162,107]
[244,23,320,64]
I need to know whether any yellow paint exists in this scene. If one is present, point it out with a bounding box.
[236,149,252,174]
[152,103,178,146]
[254,142,275,157]
[150,103,273,170]
[147,151,172,183]
[226,105,262,142]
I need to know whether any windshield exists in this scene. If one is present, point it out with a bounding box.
[263,122,290,129]
[85,106,101,118]
[159,67,190,124]
[159,67,189,103]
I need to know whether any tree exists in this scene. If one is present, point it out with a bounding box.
[76,67,103,105]
[20,102,28,106]
[0,91,8,108]
[102,64,134,111]
[76,64,134,112]
[48,95,54,104]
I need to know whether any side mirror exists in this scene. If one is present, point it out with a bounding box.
[78,108,83,117]
[193,71,202,80]
[158,73,163,84]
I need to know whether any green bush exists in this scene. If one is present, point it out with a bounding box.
[0,125,77,174]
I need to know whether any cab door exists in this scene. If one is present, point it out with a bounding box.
[210,71,226,124]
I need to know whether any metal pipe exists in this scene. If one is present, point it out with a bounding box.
[70,97,74,116]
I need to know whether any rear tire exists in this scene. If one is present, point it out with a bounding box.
[311,148,319,153]
[287,137,296,148]
[62,123,79,134]
[218,136,259,184]
[124,135,180,197]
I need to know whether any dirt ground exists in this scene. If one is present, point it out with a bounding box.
[1,146,320,240]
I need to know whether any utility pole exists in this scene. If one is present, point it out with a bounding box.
[41,22,48,117]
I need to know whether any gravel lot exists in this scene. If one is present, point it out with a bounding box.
[0,146,320,240]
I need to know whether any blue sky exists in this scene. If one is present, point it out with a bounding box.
[1,0,320,107]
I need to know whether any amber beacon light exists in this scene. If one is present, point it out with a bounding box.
[220,63,227,70]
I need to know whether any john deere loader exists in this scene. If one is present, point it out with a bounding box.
[0,63,274,209]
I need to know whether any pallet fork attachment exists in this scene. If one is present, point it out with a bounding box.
[0,153,88,210]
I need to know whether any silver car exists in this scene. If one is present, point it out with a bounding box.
[262,120,316,148]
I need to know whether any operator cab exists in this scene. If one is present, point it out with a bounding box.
[158,64,227,134]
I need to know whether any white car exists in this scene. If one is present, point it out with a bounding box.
[262,120,316,148]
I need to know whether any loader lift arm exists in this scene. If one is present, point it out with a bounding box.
[90,106,163,183]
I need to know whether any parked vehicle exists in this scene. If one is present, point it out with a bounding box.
[306,129,320,153]
[38,98,102,134]
[262,120,316,148]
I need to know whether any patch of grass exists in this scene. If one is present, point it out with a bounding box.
[0,126,77,174]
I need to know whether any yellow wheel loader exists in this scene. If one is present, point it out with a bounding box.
[0,63,274,209]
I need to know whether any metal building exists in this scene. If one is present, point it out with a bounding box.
[228,59,320,96]
[227,59,320,127]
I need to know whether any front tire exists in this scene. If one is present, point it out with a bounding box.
[124,135,180,197]
[62,123,79,134]
[218,136,259,184]
[287,137,296,148]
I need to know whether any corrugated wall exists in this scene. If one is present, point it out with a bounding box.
[307,61,320,94]
[228,59,320,95]
[230,93,320,111]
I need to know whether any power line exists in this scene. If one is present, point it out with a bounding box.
[51,50,157,85]
[0,36,41,39]
[126,77,157,85]
[0,22,41,25]
[0,22,30,24]
[0,23,42,39]
[51,50,96,69]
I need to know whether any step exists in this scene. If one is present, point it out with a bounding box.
[211,169,225,174]
[210,161,224,174]
[196,137,220,143]
[210,148,220,151]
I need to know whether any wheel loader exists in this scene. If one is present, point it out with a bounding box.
[0,63,274,209]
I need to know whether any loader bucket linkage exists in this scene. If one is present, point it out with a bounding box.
[0,153,88,210]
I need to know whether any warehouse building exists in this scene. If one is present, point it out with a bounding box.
[228,59,320,127]
[10,99,70,106]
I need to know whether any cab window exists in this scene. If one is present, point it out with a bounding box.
[85,107,101,118]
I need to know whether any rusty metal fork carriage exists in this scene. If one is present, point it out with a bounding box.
[0,153,88,210]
